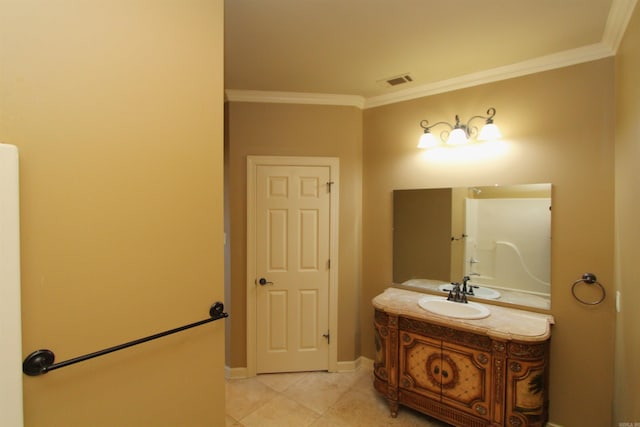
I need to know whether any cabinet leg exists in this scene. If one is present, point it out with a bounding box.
[387,399,399,417]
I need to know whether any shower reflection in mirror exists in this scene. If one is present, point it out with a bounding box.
[393,183,551,310]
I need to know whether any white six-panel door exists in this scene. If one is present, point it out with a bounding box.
[247,156,338,375]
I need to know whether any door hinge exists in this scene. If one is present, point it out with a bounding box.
[323,331,330,344]
[326,181,334,193]
[327,259,331,269]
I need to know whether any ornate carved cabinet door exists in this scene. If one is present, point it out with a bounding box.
[505,342,550,427]
[440,341,492,420]
[399,331,443,401]
[399,330,492,422]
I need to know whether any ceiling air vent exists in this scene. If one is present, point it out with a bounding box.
[378,73,413,87]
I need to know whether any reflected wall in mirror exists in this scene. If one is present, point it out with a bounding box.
[393,183,551,310]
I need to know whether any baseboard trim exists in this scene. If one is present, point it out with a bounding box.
[226,356,374,378]
[225,365,249,379]
[336,356,373,372]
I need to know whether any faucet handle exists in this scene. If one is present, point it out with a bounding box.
[450,282,461,302]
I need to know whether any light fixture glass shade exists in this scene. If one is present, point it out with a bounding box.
[478,123,502,141]
[446,128,468,145]
[418,131,439,149]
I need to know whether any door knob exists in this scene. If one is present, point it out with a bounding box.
[257,278,273,286]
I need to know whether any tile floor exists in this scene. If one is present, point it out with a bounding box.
[225,360,452,427]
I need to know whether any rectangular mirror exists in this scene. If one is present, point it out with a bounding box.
[393,183,551,310]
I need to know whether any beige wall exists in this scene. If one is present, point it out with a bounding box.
[362,59,616,427]
[226,102,363,366]
[0,1,225,426]
[614,2,640,423]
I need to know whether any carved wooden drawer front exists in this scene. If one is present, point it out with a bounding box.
[372,297,552,427]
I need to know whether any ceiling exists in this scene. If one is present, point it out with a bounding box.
[224,0,636,107]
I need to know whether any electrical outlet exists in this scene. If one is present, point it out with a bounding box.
[616,290,621,313]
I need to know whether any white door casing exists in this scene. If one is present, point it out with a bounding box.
[0,144,23,427]
[247,156,338,375]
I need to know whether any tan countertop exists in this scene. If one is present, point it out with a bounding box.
[396,278,551,310]
[373,287,554,342]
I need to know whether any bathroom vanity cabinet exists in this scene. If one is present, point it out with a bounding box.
[373,288,553,427]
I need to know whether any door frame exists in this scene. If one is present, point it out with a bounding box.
[246,155,339,376]
[0,144,23,427]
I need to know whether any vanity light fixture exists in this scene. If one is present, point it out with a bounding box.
[418,107,502,149]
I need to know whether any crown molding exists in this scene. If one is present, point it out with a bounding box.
[225,89,365,109]
[364,43,615,109]
[226,41,625,111]
[226,43,614,111]
[602,0,638,51]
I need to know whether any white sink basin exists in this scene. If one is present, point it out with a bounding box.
[438,284,501,300]
[418,296,491,319]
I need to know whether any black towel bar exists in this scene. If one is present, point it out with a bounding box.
[23,301,228,376]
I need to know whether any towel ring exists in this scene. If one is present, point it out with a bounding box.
[571,273,606,305]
